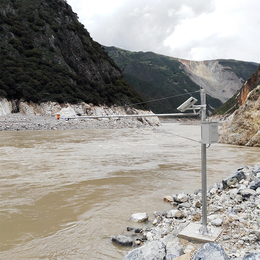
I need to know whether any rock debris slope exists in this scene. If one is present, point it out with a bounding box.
[219,65,260,146]
[180,60,244,103]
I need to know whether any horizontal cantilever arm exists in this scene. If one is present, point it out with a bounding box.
[64,112,199,120]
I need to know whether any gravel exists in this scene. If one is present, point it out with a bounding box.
[0,113,153,131]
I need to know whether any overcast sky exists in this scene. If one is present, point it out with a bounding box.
[66,0,260,63]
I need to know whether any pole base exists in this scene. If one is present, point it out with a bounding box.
[178,223,223,243]
[196,225,214,236]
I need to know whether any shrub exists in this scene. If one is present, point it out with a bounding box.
[24,48,41,58]
[8,37,24,52]
[0,89,7,98]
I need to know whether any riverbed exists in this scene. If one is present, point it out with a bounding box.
[0,122,259,259]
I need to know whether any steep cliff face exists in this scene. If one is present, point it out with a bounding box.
[237,67,260,106]
[0,0,145,108]
[219,84,260,147]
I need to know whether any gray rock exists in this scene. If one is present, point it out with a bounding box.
[127,227,134,231]
[209,187,218,194]
[112,235,133,246]
[243,253,260,260]
[146,226,169,241]
[214,182,223,190]
[160,234,184,260]
[254,230,260,240]
[178,202,191,209]
[211,218,223,227]
[194,200,202,208]
[238,184,247,193]
[174,193,188,203]
[235,194,243,202]
[163,195,174,202]
[228,188,239,198]
[166,209,179,218]
[249,178,260,190]
[230,210,238,216]
[193,243,230,260]
[240,189,256,198]
[222,171,246,190]
[165,242,183,260]
[122,240,166,260]
[222,235,231,240]
[130,213,148,222]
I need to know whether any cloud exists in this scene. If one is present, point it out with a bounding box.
[88,0,215,51]
[67,0,260,63]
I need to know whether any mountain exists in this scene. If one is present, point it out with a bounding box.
[0,0,146,110]
[219,65,260,146]
[106,46,258,114]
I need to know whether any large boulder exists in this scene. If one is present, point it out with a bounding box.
[243,253,260,260]
[222,171,246,190]
[122,240,166,260]
[250,178,260,190]
[160,234,184,260]
[193,243,230,260]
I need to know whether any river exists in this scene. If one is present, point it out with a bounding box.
[0,122,259,259]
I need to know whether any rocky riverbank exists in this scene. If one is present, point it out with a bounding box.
[113,163,260,260]
[0,99,161,131]
[0,113,159,131]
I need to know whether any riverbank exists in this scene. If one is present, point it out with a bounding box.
[114,163,260,260]
[0,113,158,131]
[0,113,203,131]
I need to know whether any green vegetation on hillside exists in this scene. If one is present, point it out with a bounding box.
[0,0,146,109]
[218,59,258,81]
[213,93,239,115]
[106,47,222,113]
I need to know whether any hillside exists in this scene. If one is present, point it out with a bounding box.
[219,65,260,147]
[0,0,146,110]
[106,46,258,114]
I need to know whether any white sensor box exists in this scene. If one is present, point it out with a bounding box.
[201,122,219,144]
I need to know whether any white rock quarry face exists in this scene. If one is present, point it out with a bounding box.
[0,99,160,127]
[59,106,76,117]
[0,98,12,116]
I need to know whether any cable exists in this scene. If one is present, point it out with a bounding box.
[153,128,201,143]
[123,90,201,107]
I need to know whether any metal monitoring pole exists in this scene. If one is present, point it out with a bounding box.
[178,90,220,242]
[199,88,216,236]
[200,89,209,235]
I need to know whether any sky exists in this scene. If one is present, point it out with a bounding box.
[66,0,260,63]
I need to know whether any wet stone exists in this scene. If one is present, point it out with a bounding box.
[112,235,133,246]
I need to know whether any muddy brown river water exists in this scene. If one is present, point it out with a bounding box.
[0,122,259,259]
